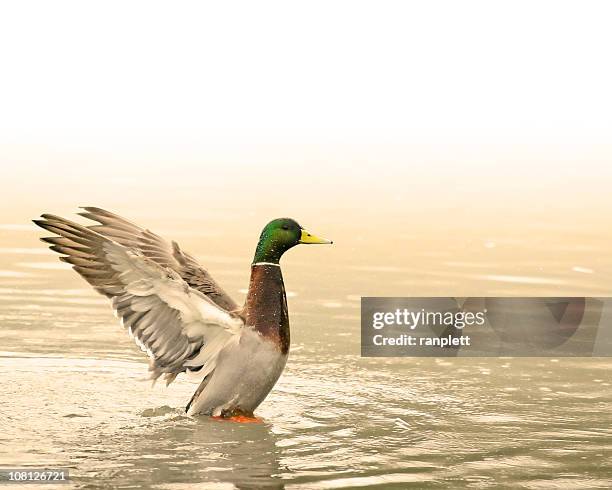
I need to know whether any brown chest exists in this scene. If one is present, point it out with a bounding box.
[243,265,290,354]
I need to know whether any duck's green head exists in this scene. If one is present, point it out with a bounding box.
[253,218,332,265]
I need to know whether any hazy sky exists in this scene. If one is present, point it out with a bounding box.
[0,1,610,217]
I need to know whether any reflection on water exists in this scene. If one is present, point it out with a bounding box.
[1,218,611,488]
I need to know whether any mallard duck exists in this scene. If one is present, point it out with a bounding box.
[33,208,332,420]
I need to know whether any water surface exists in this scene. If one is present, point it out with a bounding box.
[1,214,611,489]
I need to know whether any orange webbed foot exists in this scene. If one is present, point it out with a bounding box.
[211,414,264,424]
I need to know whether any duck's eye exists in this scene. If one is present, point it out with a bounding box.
[282,225,289,230]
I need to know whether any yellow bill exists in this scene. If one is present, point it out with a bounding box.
[300,229,333,244]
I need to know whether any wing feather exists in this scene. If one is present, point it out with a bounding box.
[76,207,238,312]
[34,213,243,384]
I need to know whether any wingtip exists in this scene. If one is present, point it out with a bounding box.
[33,218,52,231]
[79,206,114,216]
[40,213,63,221]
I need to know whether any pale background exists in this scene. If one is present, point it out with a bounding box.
[1,1,611,233]
[1,2,611,488]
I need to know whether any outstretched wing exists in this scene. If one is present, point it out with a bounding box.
[34,213,243,384]
[76,207,238,312]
